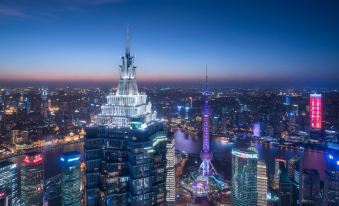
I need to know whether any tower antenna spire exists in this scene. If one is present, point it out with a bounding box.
[126,24,130,55]
[204,64,209,96]
[205,64,208,91]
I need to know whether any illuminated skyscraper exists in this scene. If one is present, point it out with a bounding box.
[288,155,302,205]
[273,158,286,190]
[0,161,19,206]
[20,152,44,206]
[60,151,81,206]
[324,170,339,206]
[257,160,267,206]
[301,169,321,205]
[284,95,291,105]
[310,93,322,129]
[44,174,62,204]
[324,151,339,206]
[165,137,175,206]
[85,28,167,206]
[278,162,292,206]
[231,148,258,206]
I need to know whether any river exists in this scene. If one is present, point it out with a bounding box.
[174,129,328,181]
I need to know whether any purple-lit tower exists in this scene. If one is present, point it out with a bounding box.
[180,67,226,200]
[199,68,216,176]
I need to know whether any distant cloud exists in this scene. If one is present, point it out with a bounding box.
[72,0,125,4]
[0,7,28,17]
[0,0,122,20]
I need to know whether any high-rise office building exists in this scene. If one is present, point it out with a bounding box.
[231,148,258,206]
[278,162,292,206]
[165,137,175,206]
[0,161,19,206]
[324,151,339,206]
[44,174,62,204]
[288,155,301,181]
[301,169,321,205]
[324,170,339,206]
[85,28,168,206]
[288,155,302,205]
[257,160,267,206]
[310,93,322,129]
[284,95,291,106]
[60,151,81,206]
[20,152,44,206]
[273,158,286,190]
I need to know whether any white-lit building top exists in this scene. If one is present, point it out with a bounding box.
[94,28,157,128]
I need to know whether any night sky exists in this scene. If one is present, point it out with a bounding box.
[1,0,339,87]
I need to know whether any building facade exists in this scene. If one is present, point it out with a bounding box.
[165,137,175,206]
[20,152,44,206]
[288,155,302,205]
[61,151,81,206]
[85,28,168,206]
[0,161,19,206]
[257,160,267,206]
[231,148,258,206]
[324,146,339,206]
[301,169,321,205]
[44,174,62,204]
[273,158,286,190]
[278,162,292,206]
[310,93,322,129]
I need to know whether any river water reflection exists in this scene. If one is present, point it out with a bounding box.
[174,129,328,180]
[8,129,327,182]
[10,142,84,179]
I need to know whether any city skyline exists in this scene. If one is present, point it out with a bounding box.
[1,0,339,87]
[1,1,339,205]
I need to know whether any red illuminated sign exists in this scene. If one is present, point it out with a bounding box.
[22,154,43,165]
[310,94,322,129]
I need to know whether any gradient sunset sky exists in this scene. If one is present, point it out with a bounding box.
[1,0,339,86]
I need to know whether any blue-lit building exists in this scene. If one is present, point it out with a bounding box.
[0,161,19,206]
[85,29,168,206]
[325,144,339,206]
[61,151,81,206]
[284,95,291,105]
[231,148,258,206]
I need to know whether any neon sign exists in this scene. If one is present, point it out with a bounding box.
[60,156,80,162]
[310,93,322,129]
[22,154,43,165]
[232,150,258,159]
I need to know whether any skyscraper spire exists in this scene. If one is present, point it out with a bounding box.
[204,65,209,96]
[205,64,208,91]
[126,24,130,56]
[94,28,156,126]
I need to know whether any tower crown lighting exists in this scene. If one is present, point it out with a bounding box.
[94,27,157,127]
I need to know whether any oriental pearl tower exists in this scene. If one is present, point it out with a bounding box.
[180,67,226,200]
[199,67,217,176]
